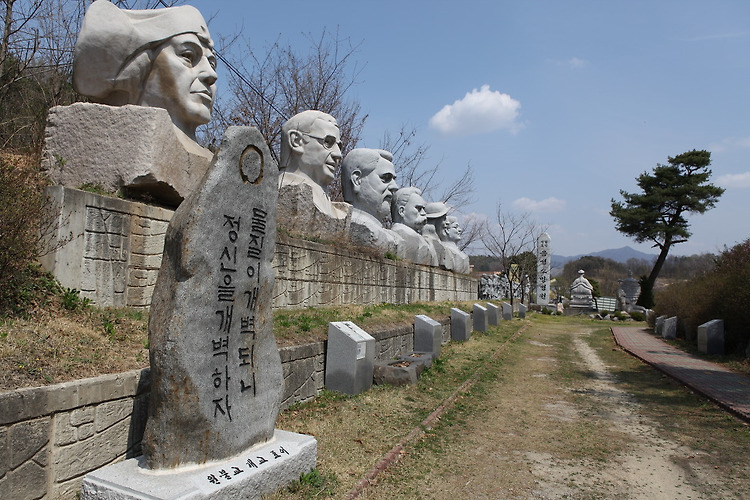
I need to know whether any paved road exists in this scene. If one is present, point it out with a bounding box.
[612,326,750,421]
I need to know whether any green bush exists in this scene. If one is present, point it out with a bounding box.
[655,239,750,353]
[0,155,57,315]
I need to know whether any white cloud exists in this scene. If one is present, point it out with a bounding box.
[429,85,522,136]
[567,57,588,68]
[709,136,750,153]
[717,172,750,188]
[512,197,566,213]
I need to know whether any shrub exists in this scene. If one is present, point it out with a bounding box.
[655,239,750,353]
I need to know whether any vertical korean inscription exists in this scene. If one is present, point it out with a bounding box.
[536,233,551,305]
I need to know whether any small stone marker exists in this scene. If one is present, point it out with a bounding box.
[486,303,500,326]
[450,308,471,341]
[415,314,442,357]
[697,319,724,355]
[143,127,282,469]
[663,316,677,340]
[473,303,488,332]
[519,303,527,319]
[502,302,513,321]
[325,321,375,395]
[655,315,666,335]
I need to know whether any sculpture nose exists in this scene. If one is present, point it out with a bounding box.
[200,58,218,86]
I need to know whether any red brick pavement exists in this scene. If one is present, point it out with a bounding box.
[612,326,750,422]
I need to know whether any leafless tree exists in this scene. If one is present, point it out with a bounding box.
[482,202,546,306]
[207,28,368,200]
[379,124,476,212]
[0,0,181,151]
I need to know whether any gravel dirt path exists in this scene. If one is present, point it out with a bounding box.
[361,321,746,499]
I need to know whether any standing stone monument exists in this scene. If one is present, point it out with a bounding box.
[519,303,527,319]
[415,315,442,357]
[536,232,551,305]
[486,303,500,326]
[569,270,595,310]
[473,303,488,333]
[655,315,667,336]
[697,319,724,355]
[663,316,678,340]
[81,127,316,498]
[617,270,641,312]
[325,321,376,395]
[450,308,471,341]
[502,302,513,321]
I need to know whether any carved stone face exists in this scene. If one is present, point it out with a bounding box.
[293,118,342,187]
[400,192,428,231]
[355,158,398,219]
[139,33,217,140]
[446,216,462,243]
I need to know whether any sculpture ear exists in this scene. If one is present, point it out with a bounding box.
[351,170,362,192]
[398,205,406,218]
[289,130,305,154]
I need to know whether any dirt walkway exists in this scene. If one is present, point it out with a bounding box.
[362,321,745,499]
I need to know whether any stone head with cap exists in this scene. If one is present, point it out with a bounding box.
[73,0,217,142]
[342,148,399,220]
[424,201,451,241]
[444,215,462,244]
[280,110,342,190]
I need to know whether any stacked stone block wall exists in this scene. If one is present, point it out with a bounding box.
[41,187,477,310]
[0,316,451,498]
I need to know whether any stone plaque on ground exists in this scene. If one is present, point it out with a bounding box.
[142,127,283,469]
[519,303,527,319]
[450,308,471,341]
[473,303,488,333]
[697,319,724,355]
[415,314,442,357]
[502,302,513,321]
[663,316,677,340]
[325,321,375,395]
[486,303,500,326]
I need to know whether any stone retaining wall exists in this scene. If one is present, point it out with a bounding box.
[0,316,450,499]
[41,187,477,309]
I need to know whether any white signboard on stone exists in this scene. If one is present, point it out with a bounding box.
[325,321,376,395]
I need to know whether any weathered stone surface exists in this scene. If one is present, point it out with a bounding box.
[536,232,552,305]
[9,418,49,469]
[697,319,724,355]
[325,321,375,395]
[373,360,421,386]
[473,303,488,333]
[486,303,499,326]
[0,426,7,477]
[81,430,316,500]
[519,303,528,319]
[43,103,212,207]
[4,460,47,500]
[451,308,471,342]
[143,127,282,469]
[414,315,442,357]
[277,182,351,240]
[502,302,513,321]
[655,315,666,335]
[663,316,677,340]
[95,399,132,432]
[53,417,130,482]
[53,413,77,447]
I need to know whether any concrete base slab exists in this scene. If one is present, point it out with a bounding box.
[80,430,316,500]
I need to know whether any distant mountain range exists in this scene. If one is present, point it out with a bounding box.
[551,246,657,268]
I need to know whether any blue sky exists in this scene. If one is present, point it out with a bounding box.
[190,0,750,257]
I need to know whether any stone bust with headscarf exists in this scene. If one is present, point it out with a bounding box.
[73,0,217,144]
[44,0,218,206]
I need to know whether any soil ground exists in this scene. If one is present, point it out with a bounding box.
[270,316,750,499]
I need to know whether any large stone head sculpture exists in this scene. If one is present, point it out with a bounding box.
[444,215,463,244]
[424,201,450,239]
[280,110,343,189]
[342,148,399,220]
[73,0,217,142]
[391,187,428,232]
